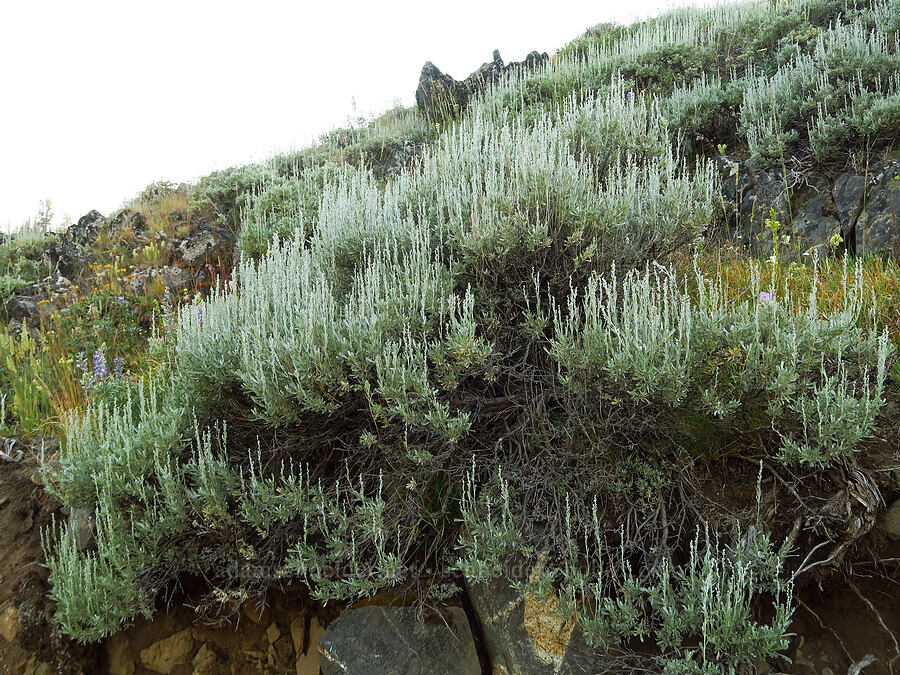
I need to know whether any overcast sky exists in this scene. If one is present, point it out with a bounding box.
[0,0,740,232]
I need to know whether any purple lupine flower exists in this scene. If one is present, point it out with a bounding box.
[93,348,108,380]
[759,291,773,302]
[626,91,634,102]
[197,306,204,328]
[117,296,126,305]
[112,357,125,379]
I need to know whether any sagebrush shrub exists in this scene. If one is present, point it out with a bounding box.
[38,1,900,669]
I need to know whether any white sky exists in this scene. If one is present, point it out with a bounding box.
[0,0,740,232]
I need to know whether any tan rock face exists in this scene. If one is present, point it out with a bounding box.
[297,617,325,674]
[290,614,307,655]
[0,605,20,642]
[191,643,217,675]
[523,555,576,667]
[242,597,272,625]
[523,590,576,667]
[266,622,282,644]
[106,633,135,675]
[139,628,194,674]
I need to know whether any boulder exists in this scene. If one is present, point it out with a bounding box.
[466,556,591,674]
[177,225,235,268]
[70,210,106,246]
[5,296,53,323]
[318,606,480,675]
[128,266,191,295]
[139,628,194,674]
[108,209,147,236]
[856,160,900,256]
[46,209,106,278]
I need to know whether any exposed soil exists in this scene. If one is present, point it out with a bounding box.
[779,543,900,675]
[0,448,897,674]
[0,447,100,674]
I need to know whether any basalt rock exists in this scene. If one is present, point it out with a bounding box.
[69,210,106,246]
[415,61,470,121]
[716,157,900,259]
[318,605,480,675]
[108,209,147,236]
[176,225,235,269]
[128,266,191,295]
[466,554,592,674]
[856,160,900,257]
[5,296,53,323]
[46,210,106,278]
[415,49,548,121]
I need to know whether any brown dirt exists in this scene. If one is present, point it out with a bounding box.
[0,450,100,674]
[777,539,900,675]
[0,450,897,674]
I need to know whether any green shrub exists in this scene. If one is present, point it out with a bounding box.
[550,260,890,465]
[0,228,55,284]
[236,162,347,258]
[189,163,277,228]
[36,1,900,669]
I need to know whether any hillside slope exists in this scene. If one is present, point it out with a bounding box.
[1,0,899,673]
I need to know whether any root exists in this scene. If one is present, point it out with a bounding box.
[795,596,853,664]
[847,578,900,675]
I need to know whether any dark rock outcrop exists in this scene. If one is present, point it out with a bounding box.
[415,49,549,121]
[857,161,900,257]
[108,209,147,236]
[5,296,53,323]
[318,606,480,675]
[716,157,900,258]
[176,225,235,269]
[46,210,106,278]
[128,266,192,295]
[415,61,471,121]
[69,210,106,246]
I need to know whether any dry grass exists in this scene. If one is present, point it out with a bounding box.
[685,245,900,344]
[135,189,190,238]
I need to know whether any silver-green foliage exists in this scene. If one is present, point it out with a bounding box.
[454,486,794,672]
[550,259,891,465]
[476,0,899,166]
[741,10,900,163]
[41,0,897,656]
[235,163,345,258]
